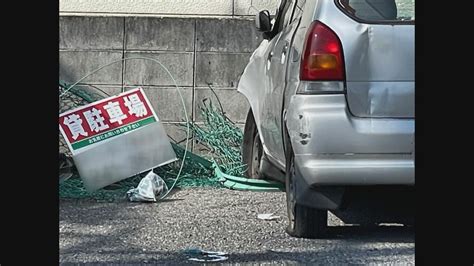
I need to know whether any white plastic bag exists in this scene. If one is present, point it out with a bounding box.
[126,171,168,202]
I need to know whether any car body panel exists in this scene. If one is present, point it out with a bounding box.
[317,1,415,118]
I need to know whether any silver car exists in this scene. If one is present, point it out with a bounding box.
[238,0,414,238]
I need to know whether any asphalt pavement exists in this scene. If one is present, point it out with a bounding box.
[60,187,414,264]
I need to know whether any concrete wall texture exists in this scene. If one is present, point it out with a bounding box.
[60,15,264,153]
[59,0,413,18]
[59,0,280,17]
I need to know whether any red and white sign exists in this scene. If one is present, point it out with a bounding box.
[59,87,158,154]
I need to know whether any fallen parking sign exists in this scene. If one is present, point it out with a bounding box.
[60,87,157,153]
[59,87,177,191]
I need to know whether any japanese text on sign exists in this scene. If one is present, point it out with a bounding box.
[59,88,157,153]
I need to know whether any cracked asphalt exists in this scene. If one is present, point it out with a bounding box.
[60,187,414,264]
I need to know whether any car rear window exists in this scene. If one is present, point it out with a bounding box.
[337,0,414,22]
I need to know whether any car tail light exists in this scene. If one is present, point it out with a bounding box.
[300,21,345,81]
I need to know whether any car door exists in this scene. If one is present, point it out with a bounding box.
[260,0,299,167]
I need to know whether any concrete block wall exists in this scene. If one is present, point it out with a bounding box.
[59,0,280,17]
[60,16,263,153]
[59,0,413,18]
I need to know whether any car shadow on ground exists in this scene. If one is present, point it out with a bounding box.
[325,224,414,242]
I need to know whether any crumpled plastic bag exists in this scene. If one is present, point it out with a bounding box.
[126,171,168,202]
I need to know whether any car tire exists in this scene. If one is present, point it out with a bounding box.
[285,143,328,238]
[242,109,265,179]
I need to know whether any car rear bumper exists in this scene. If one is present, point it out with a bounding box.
[294,153,414,185]
[286,94,414,186]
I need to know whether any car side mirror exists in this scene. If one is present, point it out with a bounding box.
[255,10,272,33]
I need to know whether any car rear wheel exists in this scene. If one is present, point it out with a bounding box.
[285,145,328,238]
[242,109,264,179]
